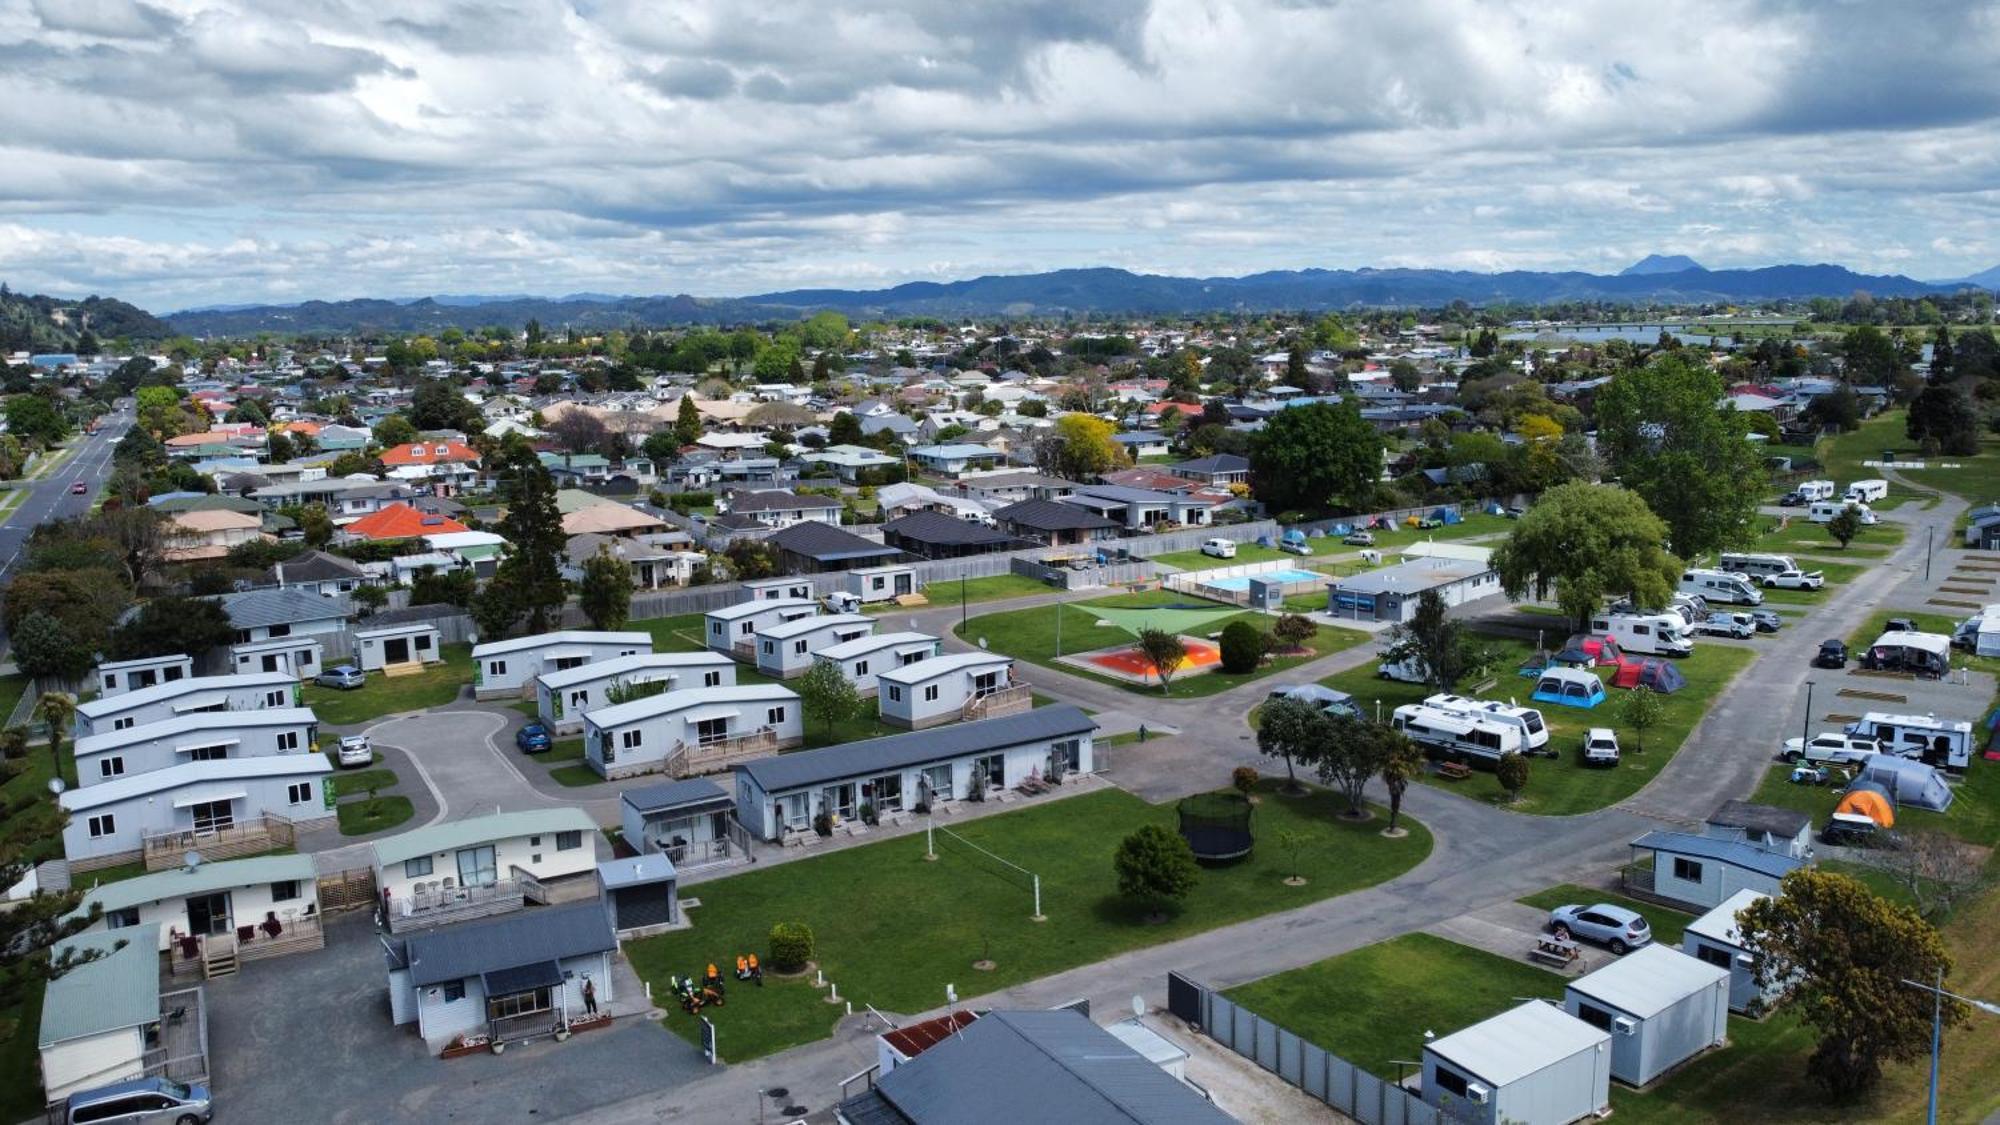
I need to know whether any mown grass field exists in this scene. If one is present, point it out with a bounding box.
[302,645,473,725]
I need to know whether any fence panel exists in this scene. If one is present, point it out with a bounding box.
[1166,971,1204,1026]
[1355,1070,1387,1125]
[1301,1041,1330,1101]
[1277,1027,1304,1086]
[1330,1053,1356,1116]
[1254,1013,1281,1072]
[1231,1002,1258,1063]
[1381,1084,1407,1125]
[1407,1100,1440,1125]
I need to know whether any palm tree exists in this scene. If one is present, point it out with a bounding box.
[1378,729,1425,834]
[34,693,75,785]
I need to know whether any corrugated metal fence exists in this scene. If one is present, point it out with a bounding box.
[1168,971,1441,1125]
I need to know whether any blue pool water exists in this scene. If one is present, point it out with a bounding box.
[1204,569,1323,590]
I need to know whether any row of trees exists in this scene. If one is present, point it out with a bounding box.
[1256,699,1426,832]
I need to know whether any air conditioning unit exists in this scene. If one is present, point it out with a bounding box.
[1466,1083,1490,1105]
[1613,1016,1638,1036]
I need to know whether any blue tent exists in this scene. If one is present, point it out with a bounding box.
[1331,522,1353,536]
[1257,535,1274,548]
[1531,668,1608,709]
[1431,507,1462,524]
[1281,529,1308,546]
[1485,501,1506,516]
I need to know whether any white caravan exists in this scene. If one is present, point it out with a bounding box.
[1590,611,1695,656]
[1679,569,1763,607]
[1391,702,1532,764]
[1422,693,1552,755]
[1716,552,1799,580]
[1843,479,1889,503]
[1795,480,1836,502]
[1808,500,1877,525]
[1844,712,1975,773]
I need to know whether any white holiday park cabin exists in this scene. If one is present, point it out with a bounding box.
[814,632,942,697]
[742,577,817,602]
[69,853,325,966]
[703,598,819,659]
[582,684,804,781]
[94,654,194,699]
[876,651,1028,730]
[755,613,876,678]
[846,563,919,603]
[228,635,325,678]
[471,629,652,699]
[535,652,738,735]
[1562,944,1731,1087]
[74,672,299,739]
[72,707,319,788]
[59,755,335,869]
[37,925,166,1103]
[370,807,601,932]
[353,622,442,671]
[1682,889,1784,1014]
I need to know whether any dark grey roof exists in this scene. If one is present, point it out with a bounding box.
[268,549,368,584]
[620,777,731,814]
[213,587,353,628]
[736,705,1095,793]
[995,498,1118,532]
[730,489,841,514]
[1172,454,1249,474]
[881,511,1019,548]
[394,901,615,987]
[365,603,462,626]
[863,1010,1234,1125]
[768,520,903,563]
[1706,800,1811,839]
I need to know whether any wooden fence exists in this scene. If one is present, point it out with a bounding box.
[316,867,378,913]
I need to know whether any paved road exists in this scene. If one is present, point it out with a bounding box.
[0,404,131,651]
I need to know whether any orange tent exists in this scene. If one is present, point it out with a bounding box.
[1832,784,1895,830]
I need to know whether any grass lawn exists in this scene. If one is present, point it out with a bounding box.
[1750,756,2000,848]
[0,674,27,725]
[1515,883,1695,947]
[1895,431,2000,505]
[626,781,1433,1061]
[1813,411,1938,511]
[1843,608,2000,678]
[0,743,76,868]
[328,767,399,799]
[302,645,473,725]
[916,572,1053,607]
[337,795,416,835]
[550,764,608,788]
[1752,517,1902,558]
[1150,543,1314,572]
[541,737,586,763]
[1745,559,1868,606]
[636,612,710,653]
[1319,638,1757,815]
[958,588,1369,700]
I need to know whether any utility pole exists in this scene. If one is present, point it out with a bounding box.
[1801,680,1815,754]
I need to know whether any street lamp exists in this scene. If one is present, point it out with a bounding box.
[1800,680,1815,753]
[1901,971,2000,1125]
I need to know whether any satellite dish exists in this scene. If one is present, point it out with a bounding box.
[945,984,957,1005]
[46,777,65,796]
[1131,995,1145,1019]
[183,851,203,870]
[978,638,988,649]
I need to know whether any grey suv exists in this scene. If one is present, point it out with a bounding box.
[1548,902,1653,954]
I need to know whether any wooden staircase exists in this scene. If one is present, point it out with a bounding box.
[203,933,239,978]
[381,661,426,679]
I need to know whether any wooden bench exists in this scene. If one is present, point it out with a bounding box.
[1529,937,1581,969]
[1436,761,1473,781]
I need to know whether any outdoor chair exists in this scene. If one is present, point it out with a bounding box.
[236,925,255,944]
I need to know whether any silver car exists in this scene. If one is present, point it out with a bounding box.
[65,1077,212,1124]
[1548,902,1653,954]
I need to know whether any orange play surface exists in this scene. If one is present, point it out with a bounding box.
[1081,639,1223,677]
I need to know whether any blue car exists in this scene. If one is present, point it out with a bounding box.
[515,722,552,753]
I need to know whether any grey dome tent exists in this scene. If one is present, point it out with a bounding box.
[1613,658,1687,694]
[1859,756,1955,812]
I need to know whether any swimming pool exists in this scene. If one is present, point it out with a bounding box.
[1203,568,1323,590]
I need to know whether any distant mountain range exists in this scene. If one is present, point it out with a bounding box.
[145,259,2000,335]
[1939,263,2000,288]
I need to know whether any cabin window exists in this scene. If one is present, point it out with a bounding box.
[488,660,508,677]
[405,856,433,879]
[87,814,116,838]
[456,845,498,887]
[887,686,903,702]
[767,706,786,725]
[190,745,228,762]
[620,730,643,749]
[114,717,135,731]
[1673,857,1704,881]
[793,640,809,655]
[287,782,314,805]
[923,684,940,702]
[557,830,582,851]
[442,980,466,1003]
[1695,943,1733,969]
[105,907,141,929]
[704,671,722,687]
[1575,1003,1614,1031]
[416,635,433,652]
[99,756,125,779]
[855,660,869,676]
[103,673,118,689]
[265,690,287,707]
[272,880,300,902]
[1432,1067,1468,1097]
[277,731,302,751]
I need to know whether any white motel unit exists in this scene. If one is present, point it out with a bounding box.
[93,654,194,699]
[74,672,299,739]
[1562,944,1731,1087]
[1682,889,1782,1014]
[742,577,818,602]
[229,635,325,678]
[471,629,653,699]
[1421,1000,1612,1125]
[536,652,738,735]
[877,652,1026,730]
[37,925,165,1103]
[845,563,919,604]
[755,613,876,678]
[59,755,336,868]
[385,900,616,1048]
[353,622,443,671]
[814,632,942,697]
[72,707,320,788]
[371,807,601,919]
[582,684,805,781]
[703,598,820,659]
[70,853,323,955]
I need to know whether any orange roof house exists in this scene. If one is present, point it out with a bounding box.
[343,502,470,541]
[380,440,481,467]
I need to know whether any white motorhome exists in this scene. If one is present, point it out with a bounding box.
[1422,694,1551,754]
[1717,552,1798,579]
[1809,500,1877,525]
[1391,702,1530,764]
[1679,569,1763,607]
[1844,711,1976,773]
[1795,480,1836,502]
[1591,611,1695,656]
[1843,479,1889,503]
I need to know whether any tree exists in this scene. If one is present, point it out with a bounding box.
[827,411,864,446]
[409,379,479,432]
[577,547,632,630]
[1801,384,1860,432]
[265,430,295,463]
[296,503,335,548]
[105,596,233,659]
[547,408,613,458]
[1045,413,1128,480]
[4,394,69,447]
[640,430,681,465]
[1315,714,1391,814]
[1593,355,1767,558]
[1929,324,1955,384]
[1248,401,1382,515]
[1495,751,1529,803]
[1271,613,1317,653]
[1378,731,1424,833]
[372,413,417,448]
[10,613,93,682]
[675,396,703,446]
[1738,869,1965,1098]
[1906,386,1981,456]
[1134,627,1188,695]
[1275,828,1313,885]
[1257,697,1328,795]
[1841,325,1906,386]
[34,692,75,782]
[225,398,268,425]
[1491,482,1682,629]
[1381,590,1466,692]
[796,660,860,741]
[722,538,779,580]
[483,446,568,634]
[1217,620,1265,674]
[1826,506,1862,550]
[1886,830,1990,923]
[1113,824,1199,922]
[1611,683,1661,753]
[350,583,389,614]
[409,567,475,609]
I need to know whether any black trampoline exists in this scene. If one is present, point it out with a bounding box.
[1178,793,1255,861]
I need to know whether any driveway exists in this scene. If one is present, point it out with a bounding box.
[202,910,711,1124]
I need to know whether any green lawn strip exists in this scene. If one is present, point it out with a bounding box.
[1896,433,2000,503]
[1515,883,1695,947]
[1320,639,1757,816]
[1749,759,2000,848]
[627,782,1433,1061]
[538,737,586,763]
[328,767,399,798]
[731,667,907,748]
[1751,518,1901,557]
[635,612,712,653]
[301,645,473,725]
[337,795,416,835]
[917,572,1056,606]
[0,743,75,866]
[1842,608,2000,678]
[549,764,609,787]
[958,588,1369,700]
[0,675,28,726]
[508,700,539,719]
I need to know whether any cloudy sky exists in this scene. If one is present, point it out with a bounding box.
[2,0,1997,311]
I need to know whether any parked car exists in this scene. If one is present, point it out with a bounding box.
[69,481,87,495]
[1278,537,1313,556]
[1504,506,1526,519]
[1884,617,1921,634]
[1582,728,1621,767]
[1200,537,1237,559]
[1342,530,1375,546]
[1778,491,1805,507]
[1548,903,1652,954]
[1694,612,1755,639]
[1760,569,1824,590]
[1415,516,1444,530]
[515,722,553,753]
[1781,732,1881,766]
[1813,639,1848,668]
[1748,609,1784,633]
[314,665,366,690]
[63,1077,213,1125]
[336,735,372,768]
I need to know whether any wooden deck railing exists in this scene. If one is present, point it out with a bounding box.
[142,813,297,871]
[664,728,780,779]
[385,879,525,932]
[963,683,1033,722]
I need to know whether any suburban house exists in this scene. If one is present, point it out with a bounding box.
[815,632,942,697]
[703,599,819,660]
[59,755,335,868]
[954,471,1074,505]
[379,439,481,470]
[73,707,318,787]
[755,613,875,679]
[1420,1000,1612,1125]
[1109,431,1172,459]
[472,630,653,700]
[214,588,352,648]
[1682,890,1782,1014]
[74,672,299,739]
[1562,944,1730,1087]
[385,900,617,1047]
[162,508,271,562]
[264,548,370,596]
[879,511,1027,559]
[370,808,602,932]
[722,488,843,529]
[1057,484,1212,530]
[353,621,444,671]
[993,498,1121,547]
[907,442,1007,477]
[617,777,747,871]
[37,925,171,1103]
[1169,453,1251,486]
[731,704,1094,840]
[1325,558,1503,624]
[341,501,471,542]
[742,577,818,601]
[557,490,669,537]
[94,654,193,699]
[581,684,804,781]
[563,531,704,590]
[70,853,324,968]
[766,520,906,573]
[844,563,920,604]
[877,652,1028,730]
[536,652,737,735]
[801,443,901,481]
[1701,800,1814,860]
[1627,829,1803,911]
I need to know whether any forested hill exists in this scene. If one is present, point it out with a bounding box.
[0,286,172,352]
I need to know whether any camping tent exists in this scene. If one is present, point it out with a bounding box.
[1860,756,1955,812]
[1266,684,1360,718]
[1613,658,1688,694]
[1554,646,1598,669]
[1533,667,1608,709]
[1832,781,1895,829]
[1331,522,1353,536]
[1577,636,1624,666]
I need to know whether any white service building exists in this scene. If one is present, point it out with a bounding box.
[1421,1000,1612,1125]
[1563,944,1731,1087]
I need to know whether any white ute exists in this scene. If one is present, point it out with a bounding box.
[1760,569,1824,590]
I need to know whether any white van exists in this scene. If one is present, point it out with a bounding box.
[1808,500,1877,525]
[1377,652,1426,684]
[1199,537,1237,559]
[1590,611,1694,656]
[1796,480,1836,502]
[1391,702,1530,763]
[1422,693,1552,755]
[1679,568,1763,606]
[1843,479,1889,503]
[1717,552,1799,579]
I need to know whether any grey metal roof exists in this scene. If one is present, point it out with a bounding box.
[1425,1000,1608,1088]
[40,925,162,1047]
[1630,830,1802,880]
[730,489,841,514]
[867,1009,1235,1125]
[736,705,1094,794]
[268,549,367,584]
[995,498,1118,532]
[373,807,598,868]
[620,777,731,815]
[395,900,616,986]
[1705,800,1811,840]
[1565,943,1729,1020]
[1172,454,1249,473]
[597,854,677,890]
[212,587,354,629]
[74,854,317,918]
[768,520,903,562]
[1327,557,1492,596]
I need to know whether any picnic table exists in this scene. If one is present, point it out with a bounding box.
[1436,761,1473,781]
[1530,936,1582,969]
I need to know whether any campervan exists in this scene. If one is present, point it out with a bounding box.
[1590,611,1694,656]
[1795,480,1836,503]
[1844,711,1975,773]
[1717,552,1799,580]
[1679,569,1763,607]
[1422,693,1553,755]
[1391,702,1529,763]
[1378,652,1426,684]
[1809,500,1877,525]
[1844,479,1889,504]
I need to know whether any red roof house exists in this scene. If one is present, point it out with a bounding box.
[343,502,470,541]
[380,440,481,468]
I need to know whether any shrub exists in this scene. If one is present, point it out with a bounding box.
[1218,620,1266,674]
[768,922,815,972]
[1496,752,1530,802]
[1231,766,1260,795]
[813,811,834,836]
